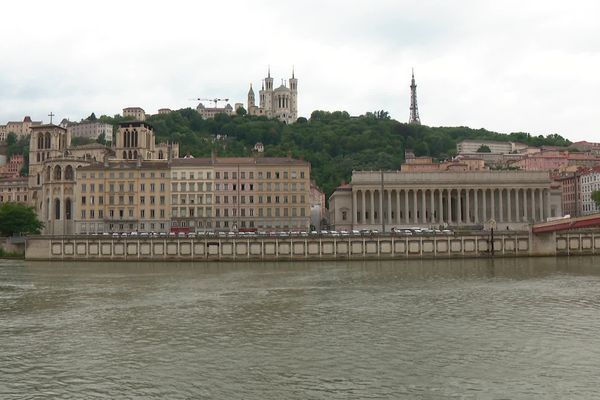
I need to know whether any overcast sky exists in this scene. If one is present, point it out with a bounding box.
[1,0,599,141]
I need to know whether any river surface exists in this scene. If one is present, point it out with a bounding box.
[2,257,600,399]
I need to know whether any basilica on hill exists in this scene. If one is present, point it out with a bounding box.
[247,67,298,124]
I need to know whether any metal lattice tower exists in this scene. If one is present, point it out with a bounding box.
[409,69,421,125]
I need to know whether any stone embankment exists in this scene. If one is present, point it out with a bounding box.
[24,230,600,261]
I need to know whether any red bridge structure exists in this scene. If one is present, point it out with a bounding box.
[532,213,600,234]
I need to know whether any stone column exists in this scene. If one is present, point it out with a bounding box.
[378,189,384,225]
[352,190,358,226]
[531,189,536,222]
[524,189,528,222]
[465,189,471,224]
[538,188,544,221]
[515,189,520,222]
[474,189,479,224]
[498,189,504,222]
[447,189,452,224]
[545,189,551,219]
[405,190,410,224]
[387,190,392,225]
[361,190,366,223]
[413,190,418,224]
[507,189,512,223]
[490,189,495,221]
[396,190,401,224]
[438,189,444,224]
[421,190,427,224]
[370,190,375,224]
[430,189,436,223]
[457,189,462,224]
[482,190,487,221]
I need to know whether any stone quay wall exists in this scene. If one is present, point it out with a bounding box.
[24,230,600,261]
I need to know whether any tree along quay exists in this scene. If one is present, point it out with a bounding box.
[23,230,600,261]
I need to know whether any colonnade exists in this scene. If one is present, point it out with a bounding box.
[351,187,552,227]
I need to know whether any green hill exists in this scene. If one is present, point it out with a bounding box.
[95,109,570,198]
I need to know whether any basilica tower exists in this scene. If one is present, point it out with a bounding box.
[289,68,298,121]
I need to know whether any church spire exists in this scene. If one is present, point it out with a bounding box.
[409,68,421,125]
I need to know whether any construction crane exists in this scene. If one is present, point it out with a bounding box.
[192,98,230,108]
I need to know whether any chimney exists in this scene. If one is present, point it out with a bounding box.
[211,148,217,164]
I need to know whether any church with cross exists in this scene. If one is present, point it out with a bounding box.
[246,67,298,124]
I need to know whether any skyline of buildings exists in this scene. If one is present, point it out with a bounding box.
[1,70,600,234]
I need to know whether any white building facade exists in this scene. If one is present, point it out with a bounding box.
[68,121,114,142]
[580,171,600,215]
[329,171,562,232]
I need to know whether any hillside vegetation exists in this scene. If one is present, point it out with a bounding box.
[93,109,571,197]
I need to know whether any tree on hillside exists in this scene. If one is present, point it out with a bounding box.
[86,113,97,121]
[6,132,17,146]
[477,145,492,153]
[592,190,600,209]
[0,203,43,236]
[96,133,107,145]
[236,106,247,116]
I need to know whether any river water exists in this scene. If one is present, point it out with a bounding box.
[2,257,600,399]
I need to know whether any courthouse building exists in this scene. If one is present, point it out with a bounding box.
[329,170,562,231]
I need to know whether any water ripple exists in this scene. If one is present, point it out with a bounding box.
[2,257,600,398]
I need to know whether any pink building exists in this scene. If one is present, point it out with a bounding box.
[511,151,600,171]
[0,154,25,178]
[555,173,580,217]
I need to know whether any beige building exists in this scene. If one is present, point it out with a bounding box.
[401,151,487,172]
[0,116,43,141]
[196,103,234,119]
[329,170,562,232]
[170,158,215,232]
[247,68,298,124]
[74,160,171,234]
[67,121,114,142]
[457,139,528,155]
[252,158,310,231]
[27,122,172,235]
[0,177,29,204]
[114,121,178,161]
[27,120,311,235]
[170,156,311,232]
[123,107,146,121]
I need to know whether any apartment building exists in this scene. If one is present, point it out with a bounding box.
[171,156,311,232]
[0,177,29,204]
[74,161,171,234]
[170,158,215,232]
